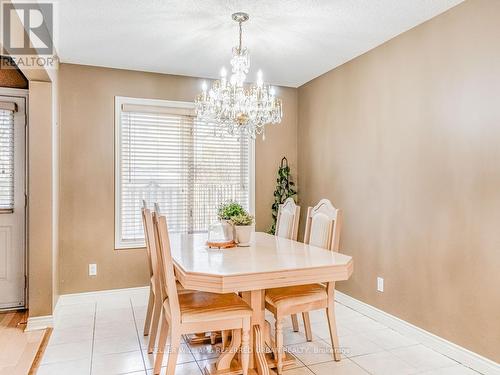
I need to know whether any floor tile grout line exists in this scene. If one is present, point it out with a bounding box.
[189,322,457,374]
[132,298,200,373]
[346,357,375,375]
[388,343,465,374]
[89,301,97,375]
[336,300,482,374]
[193,359,205,375]
[317,336,481,375]
[343,356,377,375]
[130,298,148,373]
[183,333,202,356]
[315,335,392,363]
[347,347,455,375]
[55,295,479,375]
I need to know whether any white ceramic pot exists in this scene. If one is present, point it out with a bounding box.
[234,225,254,247]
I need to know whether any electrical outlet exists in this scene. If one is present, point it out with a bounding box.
[89,264,97,276]
[377,277,384,292]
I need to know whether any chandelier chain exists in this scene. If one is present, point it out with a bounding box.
[238,20,243,53]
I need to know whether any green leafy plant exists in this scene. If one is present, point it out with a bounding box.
[217,201,245,220]
[230,212,254,226]
[269,157,297,234]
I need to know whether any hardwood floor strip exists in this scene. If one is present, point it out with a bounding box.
[0,311,49,375]
[1,312,16,328]
[27,327,52,375]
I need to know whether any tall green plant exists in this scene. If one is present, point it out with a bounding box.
[268,157,297,234]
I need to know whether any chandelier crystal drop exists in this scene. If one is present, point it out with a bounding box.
[195,12,283,139]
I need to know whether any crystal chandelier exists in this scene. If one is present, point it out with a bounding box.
[195,12,283,139]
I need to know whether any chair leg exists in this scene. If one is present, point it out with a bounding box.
[148,297,162,354]
[241,320,250,375]
[291,314,299,332]
[302,312,313,342]
[165,328,181,375]
[153,314,169,374]
[143,288,154,336]
[326,304,341,361]
[275,317,284,375]
[210,331,217,345]
[221,330,230,350]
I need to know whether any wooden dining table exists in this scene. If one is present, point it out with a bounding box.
[170,231,354,375]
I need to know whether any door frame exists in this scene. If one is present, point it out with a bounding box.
[0,87,29,311]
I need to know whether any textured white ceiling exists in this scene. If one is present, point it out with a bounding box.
[57,0,464,87]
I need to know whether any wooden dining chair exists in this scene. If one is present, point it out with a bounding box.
[274,198,302,332]
[275,197,300,241]
[265,199,343,374]
[153,204,220,348]
[151,210,252,375]
[141,202,163,354]
[142,202,153,339]
[142,203,194,353]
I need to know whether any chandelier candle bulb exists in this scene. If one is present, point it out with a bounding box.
[257,70,263,87]
[194,12,283,138]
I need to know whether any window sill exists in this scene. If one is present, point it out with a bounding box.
[115,244,146,251]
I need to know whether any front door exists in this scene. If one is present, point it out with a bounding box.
[0,94,26,310]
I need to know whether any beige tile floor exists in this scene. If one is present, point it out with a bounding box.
[37,289,481,375]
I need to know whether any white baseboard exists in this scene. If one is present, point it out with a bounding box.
[58,286,148,300]
[56,286,149,309]
[26,315,53,331]
[335,291,500,375]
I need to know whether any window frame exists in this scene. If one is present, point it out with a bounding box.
[114,96,255,250]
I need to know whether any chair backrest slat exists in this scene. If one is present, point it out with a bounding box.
[141,208,154,278]
[142,208,162,298]
[303,199,342,252]
[275,197,300,241]
[154,213,181,323]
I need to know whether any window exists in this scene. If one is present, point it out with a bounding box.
[115,97,254,249]
[0,104,15,212]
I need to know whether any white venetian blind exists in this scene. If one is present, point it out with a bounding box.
[116,100,250,248]
[0,108,14,212]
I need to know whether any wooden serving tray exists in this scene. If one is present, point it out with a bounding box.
[206,240,237,249]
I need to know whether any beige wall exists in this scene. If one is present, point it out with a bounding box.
[298,0,500,362]
[58,63,297,294]
[28,81,54,317]
[51,69,60,310]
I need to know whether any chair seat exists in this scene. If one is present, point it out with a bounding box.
[265,284,327,310]
[177,292,252,323]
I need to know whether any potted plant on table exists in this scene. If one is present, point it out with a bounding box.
[230,212,255,247]
[217,201,245,240]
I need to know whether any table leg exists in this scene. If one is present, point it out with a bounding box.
[241,290,273,375]
[264,320,274,350]
[204,290,279,375]
[253,325,270,375]
[215,330,241,370]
